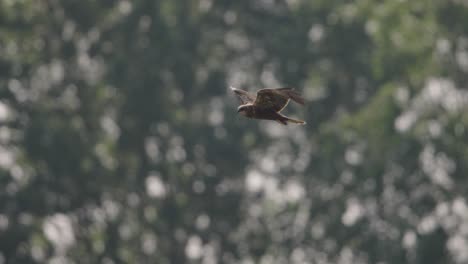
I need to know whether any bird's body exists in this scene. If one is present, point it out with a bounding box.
[231,87,306,125]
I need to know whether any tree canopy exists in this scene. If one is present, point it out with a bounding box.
[1,0,468,263]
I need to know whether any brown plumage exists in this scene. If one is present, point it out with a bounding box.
[231,87,306,125]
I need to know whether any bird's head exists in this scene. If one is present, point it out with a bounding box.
[237,104,252,117]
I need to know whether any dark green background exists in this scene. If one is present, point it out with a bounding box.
[1,0,468,263]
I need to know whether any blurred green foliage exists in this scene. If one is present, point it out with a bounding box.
[1,0,468,263]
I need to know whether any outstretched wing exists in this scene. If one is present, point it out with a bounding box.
[231,87,256,104]
[254,87,304,112]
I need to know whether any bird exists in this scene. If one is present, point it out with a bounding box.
[231,86,306,125]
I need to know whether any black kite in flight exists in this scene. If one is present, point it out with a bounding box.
[231,87,306,125]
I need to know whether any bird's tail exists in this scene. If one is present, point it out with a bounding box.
[286,117,306,125]
[276,115,306,125]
